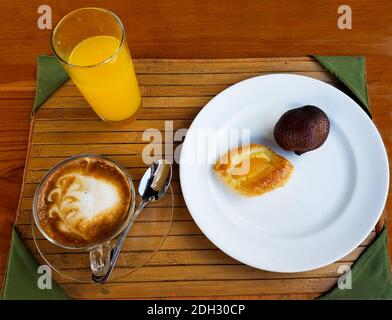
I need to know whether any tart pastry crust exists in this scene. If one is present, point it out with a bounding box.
[214,144,293,196]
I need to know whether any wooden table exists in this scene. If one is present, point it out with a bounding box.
[0,0,391,299]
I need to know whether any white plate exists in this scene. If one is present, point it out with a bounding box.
[179,74,389,272]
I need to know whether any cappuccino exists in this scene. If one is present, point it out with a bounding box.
[35,156,132,248]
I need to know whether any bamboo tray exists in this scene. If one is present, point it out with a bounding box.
[15,57,380,299]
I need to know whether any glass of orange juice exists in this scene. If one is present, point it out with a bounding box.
[51,8,141,121]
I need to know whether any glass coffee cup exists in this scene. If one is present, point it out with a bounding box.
[32,154,135,279]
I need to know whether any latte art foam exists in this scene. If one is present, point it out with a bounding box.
[36,157,131,247]
[47,173,120,235]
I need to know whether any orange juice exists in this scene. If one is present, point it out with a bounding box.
[66,35,141,121]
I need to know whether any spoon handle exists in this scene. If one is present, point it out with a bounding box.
[92,200,148,283]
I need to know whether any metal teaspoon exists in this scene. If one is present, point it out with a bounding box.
[92,159,172,283]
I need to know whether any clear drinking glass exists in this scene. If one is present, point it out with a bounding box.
[51,8,141,121]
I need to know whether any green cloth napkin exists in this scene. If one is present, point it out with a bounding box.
[320,229,392,299]
[314,55,371,117]
[32,55,69,115]
[1,227,69,300]
[2,55,391,300]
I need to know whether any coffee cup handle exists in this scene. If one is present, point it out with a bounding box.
[89,242,111,278]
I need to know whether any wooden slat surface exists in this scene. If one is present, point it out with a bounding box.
[14,57,381,299]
